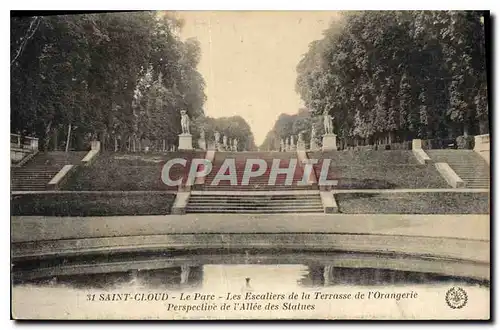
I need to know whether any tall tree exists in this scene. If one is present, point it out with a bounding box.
[11,11,207,151]
[295,11,488,147]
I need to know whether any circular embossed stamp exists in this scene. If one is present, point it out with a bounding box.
[446,287,468,309]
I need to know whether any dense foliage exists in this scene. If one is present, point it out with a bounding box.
[11,12,207,151]
[198,115,257,151]
[260,108,321,151]
[295,11,488,147]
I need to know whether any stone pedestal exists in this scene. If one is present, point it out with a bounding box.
[412,139,422,150]
[30,138,39,151]
[474,134,489,152]
[198,139,207,151]
[178,134,193,150]
[474,134,490,165]
[322,134,337,151]
[91,140,101,151]
[310,140,319,151]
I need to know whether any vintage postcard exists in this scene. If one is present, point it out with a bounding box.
[10,10,490,320]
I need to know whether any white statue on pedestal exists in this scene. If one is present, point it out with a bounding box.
[215,131,220,144]
[223,135,228,148]
[310,126,318,150]
[233,138,238,151]
[321,110,338,151]
[297,131,306,150]
[180,109,190,134]
[178,109,193,150]
[198,129,206,150]
[323,109,334,135]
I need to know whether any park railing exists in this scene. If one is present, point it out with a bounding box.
[421,137,476,150]
[11,134,39,165]
[345,141,412,151]
[11,133,39,151]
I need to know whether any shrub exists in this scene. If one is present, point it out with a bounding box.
[456,135,475,149]
[11,192,176,216]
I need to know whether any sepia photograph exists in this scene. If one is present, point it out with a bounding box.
[10,9,490,320]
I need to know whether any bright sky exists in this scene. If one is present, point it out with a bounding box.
[179,11,341,145]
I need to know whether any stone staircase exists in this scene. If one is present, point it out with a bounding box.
[197,152,317,191]
[426,150,490,189]
[186,192,324,213]
[11,151,87,191]
[186,151,323,213]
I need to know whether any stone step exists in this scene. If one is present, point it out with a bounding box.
[12,184,47,187]
[12,171,59,174]
[451,165,489,168]
[202,181,315,184]
[460,175,489,178]
[12,176,54,180]
[199,187,318,190]
[458,174,490,177]
[185,210,324,214]
[203,178,314,181]
[204,172,306,177]
[11,175,53,179]
[189,202,324,207]
[12,174,58,176]
[203,183,311,187]
[185,207,324,213]
[11,176,50,179]
[456,170,487,175]
[188,201,323,206]
[189,197,320,201]
[189,196,320,200]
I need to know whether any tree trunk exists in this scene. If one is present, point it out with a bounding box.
[65,124,72,152]
[100,131,106,151]
[52,128,58,151]
[479,121,489,134]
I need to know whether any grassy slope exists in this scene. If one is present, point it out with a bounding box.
[11,192,176,216]
[309,150,448,189]
[64,151,205,191]
[336,192,490,214]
